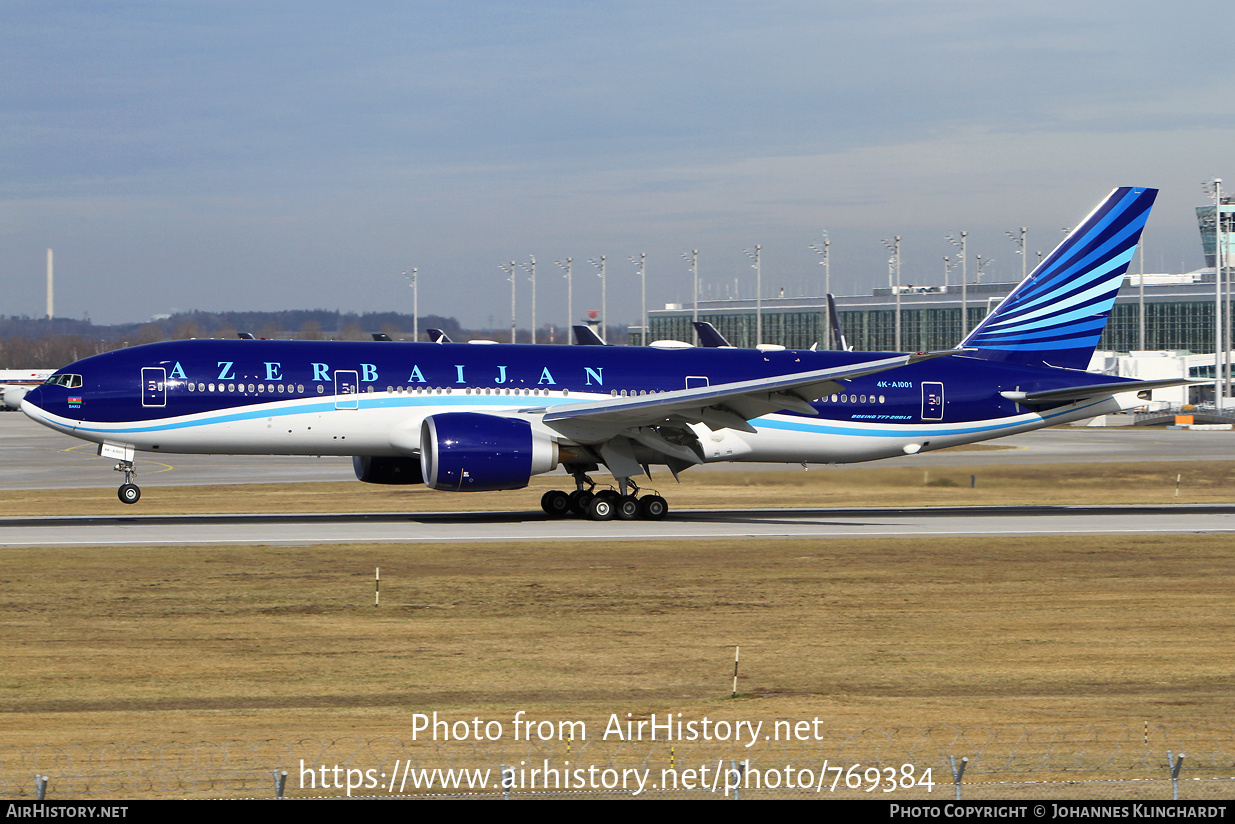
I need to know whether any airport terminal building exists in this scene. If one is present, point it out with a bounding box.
[641,272,1223,355]
[637,196,1235,406]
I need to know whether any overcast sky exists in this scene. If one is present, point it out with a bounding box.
[4,1,1233,330]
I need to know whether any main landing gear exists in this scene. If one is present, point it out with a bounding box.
[540,473,667,522]
[115,460,140,505]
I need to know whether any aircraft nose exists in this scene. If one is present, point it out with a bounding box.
[20,385,46,415]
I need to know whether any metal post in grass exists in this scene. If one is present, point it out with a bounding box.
[35,775,48,801]
[274,770,288,799]
[1167,751,1185,800]
[732,645,740,697]
[502,765,513,799]
[948,756,967,800]
[729,759,743,800]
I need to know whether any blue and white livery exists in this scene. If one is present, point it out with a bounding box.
[22,188,1185,519]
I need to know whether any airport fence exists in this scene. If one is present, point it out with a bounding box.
[3,723,1234,800]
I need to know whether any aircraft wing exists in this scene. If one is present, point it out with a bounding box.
[538,351,947,444]
[1000,377,1197,405]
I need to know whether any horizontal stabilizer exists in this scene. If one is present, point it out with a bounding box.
[1000,377,1197,404]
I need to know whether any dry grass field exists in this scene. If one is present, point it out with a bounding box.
[2,459,1233,764]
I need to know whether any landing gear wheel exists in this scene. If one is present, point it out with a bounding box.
[568,490,594,516]
[638,495,667,520]
[586,495,615,521]
[616,495,640,520]
[540,490,571,518]
[118,483,141,505]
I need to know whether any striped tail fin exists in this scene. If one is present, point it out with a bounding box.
[959,187,1158,370]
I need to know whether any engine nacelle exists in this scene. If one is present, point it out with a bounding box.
[420,412,559,492]
[353,455,425,485]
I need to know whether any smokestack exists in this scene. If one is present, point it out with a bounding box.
[46,248,53,320]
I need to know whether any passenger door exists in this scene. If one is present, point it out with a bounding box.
[141,367,166,408]
[921,381,944,421]
[335,370,359,409]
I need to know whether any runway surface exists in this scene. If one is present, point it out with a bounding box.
[1,504,1232,546]
[2,411,1232,490]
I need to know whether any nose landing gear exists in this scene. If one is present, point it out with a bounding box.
[115,460,140,504]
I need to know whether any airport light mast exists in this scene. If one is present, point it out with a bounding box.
[403,268,418,341]
[976,254,994,284]
[588,256,607,343]
[810,232,830,349]
[629,253,646,346]
[744,244,762,346]
[557,257,573,343]
[881,236,901,351]
[946,231,968,336]
[1207,178,1226,405]
[681,250,698,346]
[520,255,537,344]
[1006,227,1027,282]
[501,261,517,343]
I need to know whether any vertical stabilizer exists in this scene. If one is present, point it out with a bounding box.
[959,187,1157,370]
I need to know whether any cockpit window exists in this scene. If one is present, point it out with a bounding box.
[44,374,83,389]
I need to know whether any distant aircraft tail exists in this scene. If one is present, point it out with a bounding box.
[959,187,1157,371]
[826,294,851,351]
[693,321,734,348]
[572,325,607,346]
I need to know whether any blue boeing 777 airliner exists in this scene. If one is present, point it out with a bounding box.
[22,187,1186,519]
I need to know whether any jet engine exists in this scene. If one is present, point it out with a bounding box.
[420,412,559,492]
[352,455,425,485]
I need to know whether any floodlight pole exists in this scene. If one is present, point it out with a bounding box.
[520,255,537,344]
[403,268,418,341]
[745,244,762,346]
[557,257,573,343]
[1214,179,1225,406]
[1139,240,1146,351]
[976,254,993,284]
[947,231,968,337]
[1006,227,1027,281]
[588,256,607,343]
[501,261,517,343]
[810,232,830,348]
[882,236,901,351]
[682,250,699,345]
[629,253,646,346]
